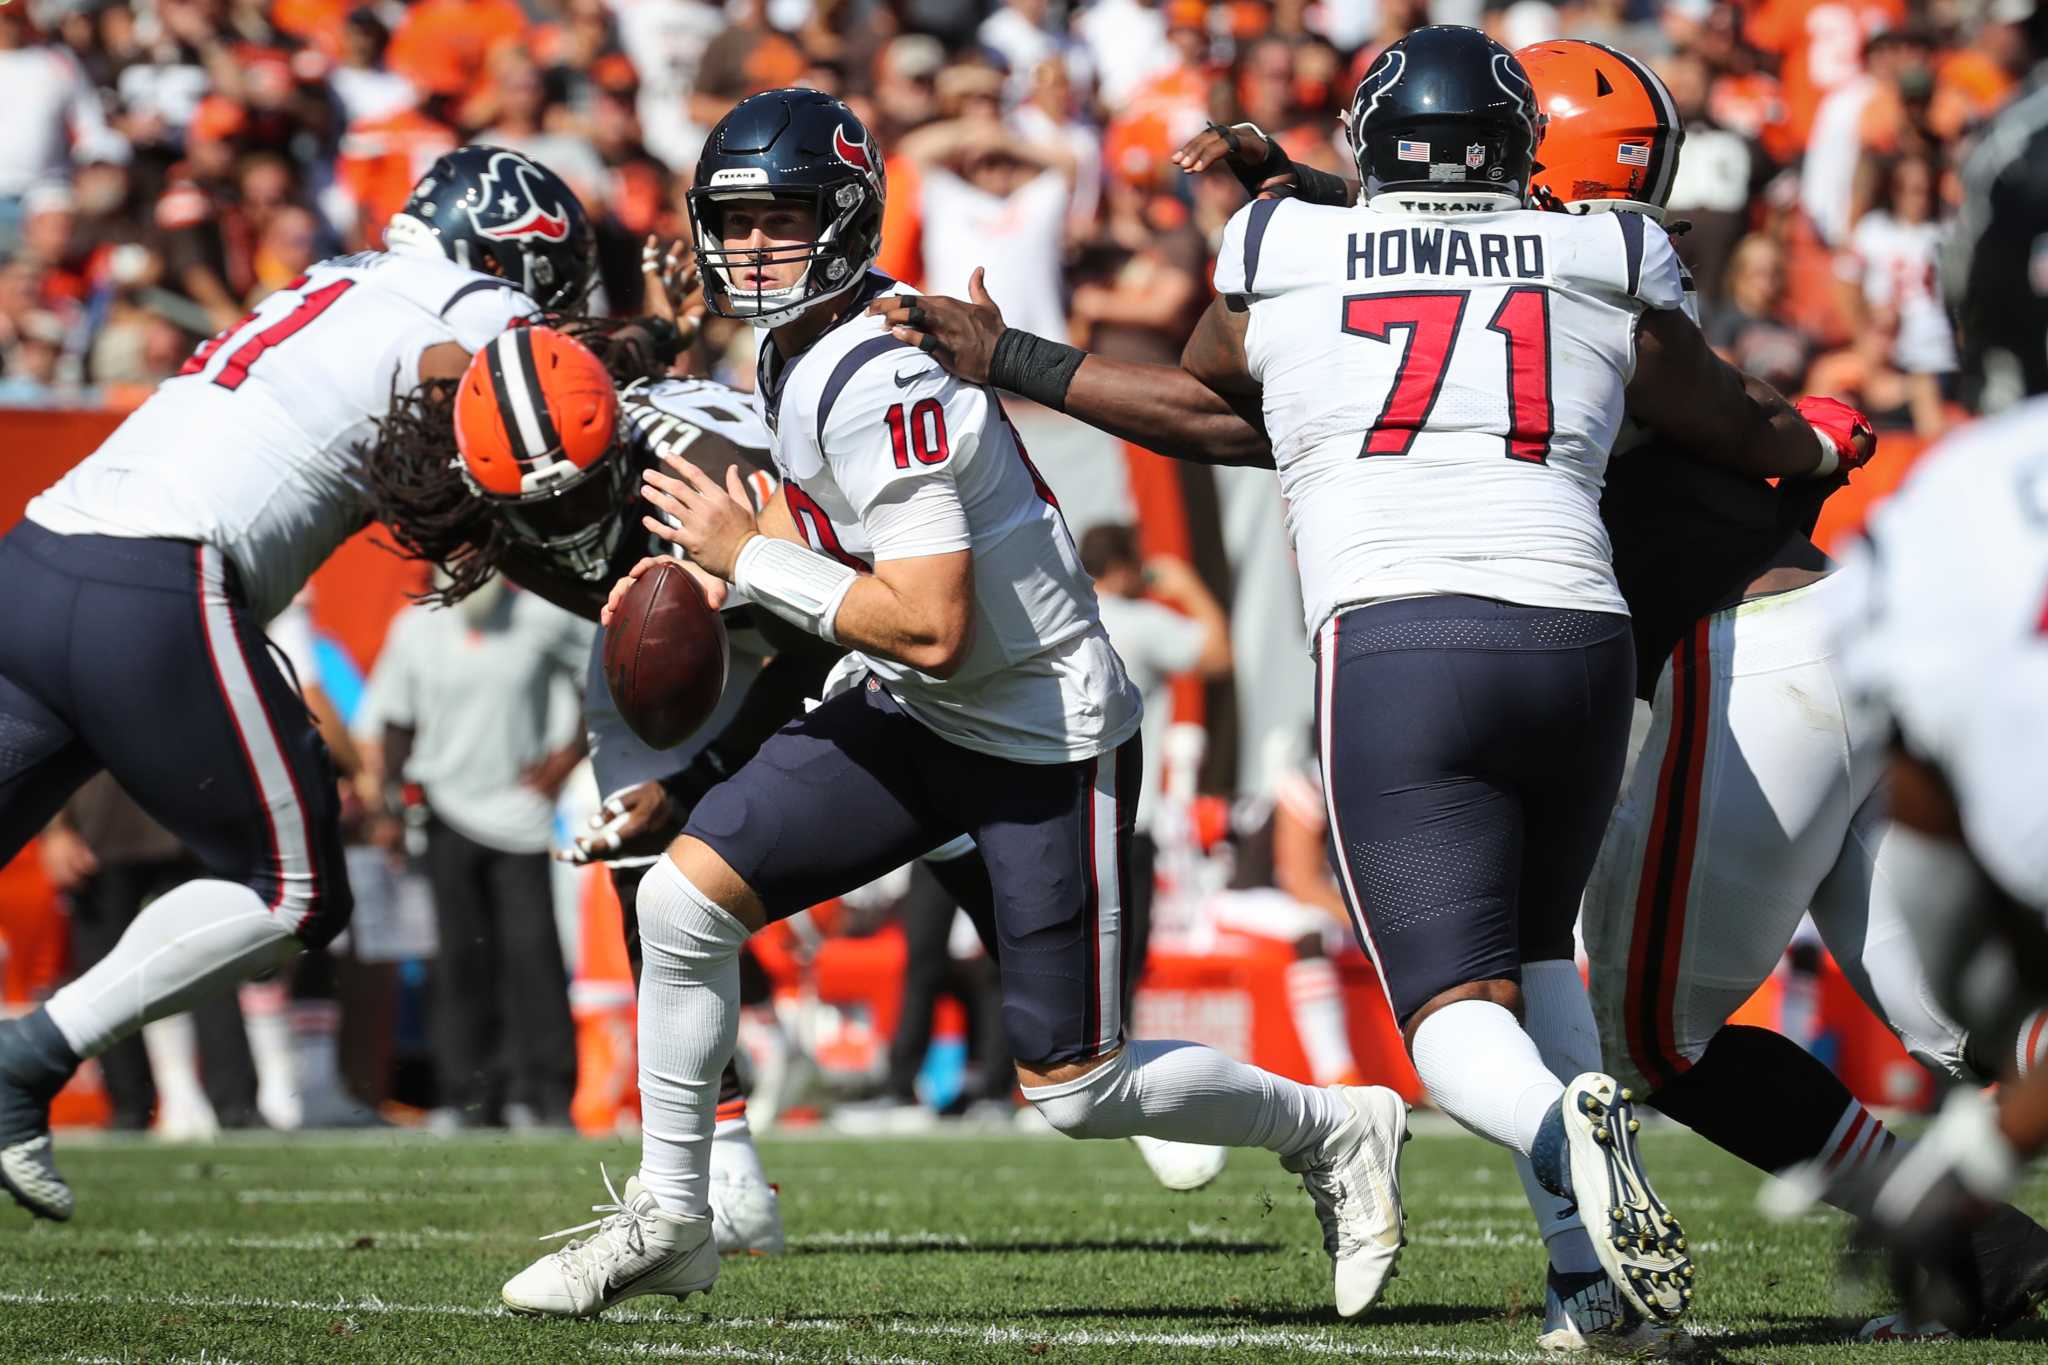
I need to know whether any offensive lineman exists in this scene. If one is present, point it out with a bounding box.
[0,147,591,1222]
[1171,43,2048,1345]
[1512,38,2048,1342]
[878,28,1873,1329]
[498,88,1409,1322]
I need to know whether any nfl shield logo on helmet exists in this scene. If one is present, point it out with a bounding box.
[1397,139,1431,162]
[1465,144,1487,170]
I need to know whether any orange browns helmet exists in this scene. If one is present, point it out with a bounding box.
[454,325,629,581]
[1517,39,1684,220]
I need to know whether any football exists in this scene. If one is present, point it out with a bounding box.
[602,559,729,750]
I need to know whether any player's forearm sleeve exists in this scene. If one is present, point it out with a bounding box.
[731,534,860,645]
[1288,165,1352,207]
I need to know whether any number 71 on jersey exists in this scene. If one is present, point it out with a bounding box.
[1342,285,1554,464]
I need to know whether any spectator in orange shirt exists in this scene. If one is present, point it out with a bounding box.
[333,104,457,252]
[1745,0,1905,163]
[387,0,527,103]
[1929,8,2027,140]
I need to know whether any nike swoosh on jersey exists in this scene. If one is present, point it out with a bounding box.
[894,367,932,387]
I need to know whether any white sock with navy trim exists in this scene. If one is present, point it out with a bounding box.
[635,855,749,1218]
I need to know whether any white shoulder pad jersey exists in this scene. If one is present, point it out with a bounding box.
[758,275,1141,763]
[1835,397,2048,911]
[634,375,773,454]
[28,251,536,622]
[1215,197,1687,638]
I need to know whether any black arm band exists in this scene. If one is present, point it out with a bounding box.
[1213,123,1294,197]
[1289,164,1354,207]
[987,328,1087,412]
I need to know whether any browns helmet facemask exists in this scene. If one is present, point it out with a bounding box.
[453,325,626,581]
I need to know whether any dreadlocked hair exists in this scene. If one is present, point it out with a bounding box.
[548,312,681,386]
[361,377,511,607]
[360,315,670,607]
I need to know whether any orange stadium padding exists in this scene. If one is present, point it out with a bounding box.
[569,868,640,1135]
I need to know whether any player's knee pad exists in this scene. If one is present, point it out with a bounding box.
[636,854,749,966]
[1020,1047,1139,1141]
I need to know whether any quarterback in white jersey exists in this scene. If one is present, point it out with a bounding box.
[882,28,1865,1330]
[502,89,1412,1325]
[0,146,592,1224]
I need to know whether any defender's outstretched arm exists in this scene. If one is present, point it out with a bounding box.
[870,273,1273,468]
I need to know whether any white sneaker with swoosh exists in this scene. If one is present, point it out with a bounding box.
[1286,1084,1409,1317]
[502,1168,718,1318]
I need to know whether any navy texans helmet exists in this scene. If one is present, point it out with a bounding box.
[387,145,596,311]
[687,89,887,327]
[1348,26,1545,204]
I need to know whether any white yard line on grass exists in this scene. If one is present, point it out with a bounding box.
[0,1289,1546,1362]
[600,1341,933,1365]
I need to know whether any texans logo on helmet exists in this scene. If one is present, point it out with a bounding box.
[1490,52,1537,116]
[471,151,573,243]
[1353,48,1407,126]
[832,124,883,195]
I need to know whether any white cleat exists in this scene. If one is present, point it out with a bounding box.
[0,1134,72,1223]
[1560,1073,1692,1326]
[1285,1084,1409,1317]
[1857,1312,1958,1342]
[1537,1266,1674,1356]
[501,1168,718,1318]
[1130,1136,1228,1192]
[709,1164,784,1256]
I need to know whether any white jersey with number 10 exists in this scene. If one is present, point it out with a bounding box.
[28,251,537,623]
[1214,198,1688,637]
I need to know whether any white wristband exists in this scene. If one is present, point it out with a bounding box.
[1810,424,1840,478]
[732,534,859,645]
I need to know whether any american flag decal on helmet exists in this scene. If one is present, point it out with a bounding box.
[1616,143,1652,167]
[1397,140,1430,162]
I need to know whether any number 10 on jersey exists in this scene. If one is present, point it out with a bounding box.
[1341,285,1554,464]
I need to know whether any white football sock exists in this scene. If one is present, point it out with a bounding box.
[239,980,302,1130]
[141,1013,218,1140]
[44,879,301,1058]
[1511,961,1602,1275]
[636,855,748,1218]
[1284,956,1360,1085]
[1020,1038,1347,1162]
[1410,998,1562,1155]
[711,1108,769,1188]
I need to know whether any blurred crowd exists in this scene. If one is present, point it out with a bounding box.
[1,0,2035,430]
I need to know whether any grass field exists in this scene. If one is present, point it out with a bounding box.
[2,1124,2044,1364]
